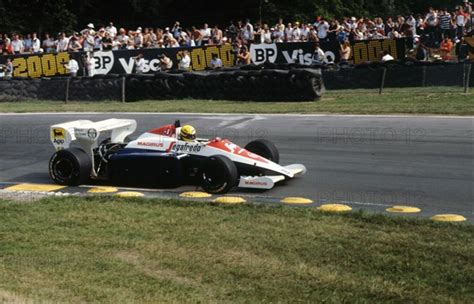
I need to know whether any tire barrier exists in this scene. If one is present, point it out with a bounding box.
[323,61,473,90]
[0,66,324,102]
[1,61,472,102]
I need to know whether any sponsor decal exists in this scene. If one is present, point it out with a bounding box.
[11,52,70,78]
[250,43,278,65]
[137,141,164,148]
[244,180,268,186]
[177,44,235,71]
[52,128,65,145]
[93,51,114,75]
[172,142,202,153]
[208,140,268,163]
[119,57,161,74]
[351,39,398,65]
[87,128,98,139]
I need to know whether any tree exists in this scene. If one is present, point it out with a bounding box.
[0,0,464,34]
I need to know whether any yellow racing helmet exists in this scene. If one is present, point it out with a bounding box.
[180,125,196,141]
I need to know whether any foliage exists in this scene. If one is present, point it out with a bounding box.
[0,0,463,34]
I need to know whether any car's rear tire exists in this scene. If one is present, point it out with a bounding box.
[245,139,280,163]
[49,148,92,186]
[201,155,238,194]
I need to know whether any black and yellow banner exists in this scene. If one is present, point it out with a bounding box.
[0,38,408,78]
[5,52,71,78]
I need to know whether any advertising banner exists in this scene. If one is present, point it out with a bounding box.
[0,38,407,78]
[249,39,406,65]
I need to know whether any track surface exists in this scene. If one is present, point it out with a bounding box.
[0,113,472,219]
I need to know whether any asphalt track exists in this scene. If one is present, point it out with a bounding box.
[0,113,472,220]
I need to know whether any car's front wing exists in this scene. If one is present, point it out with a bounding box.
[237,164,306,190]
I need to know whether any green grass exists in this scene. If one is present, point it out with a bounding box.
[0,87,473,115]
[0,196,472,303]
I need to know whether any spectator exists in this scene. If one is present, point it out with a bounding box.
[210,53,223,69]
[85,52,95,77]
[241,19,254,43]
[81,23,95,35]
[56,32,69,52]
[291,22,301,41]
[237,46,251,65]
[82,30,95,52]
[317,17,330,41]
[440,37,454,60]
[134,27,144,48]
[163,35,179,48]
[42,33,54,52]
[381,50,395,62]
[201,23,211,45]
[227,21,238,42]
[340,40,351,63]
[260,24,272,43]
[134,54,146,74]
[244,19,254,41]
[106,22,117,37]
[455,7,468,38]
[415,40,428,61]
[116,28,129,49]
[312,42,326,64]
[11,34,24,54]
[439,9,453,39]
[68,34,82,52]
[285,22,293,42]
[4,58,13,78]
[178,50,191,70]
[212,25,223,44]
[102,32,113,50]
[23,33,32,53]
[158,54,173,70]
[64,57,79,77]
[31,33,41,53]
[191,26,203,46]
[4,35,13,54]
[171,22,182,39]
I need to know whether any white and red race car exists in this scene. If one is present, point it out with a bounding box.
[49,119,306,193]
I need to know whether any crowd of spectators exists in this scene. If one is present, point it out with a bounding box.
[0,1,472,63]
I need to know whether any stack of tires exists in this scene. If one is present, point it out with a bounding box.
[0,65,325,102]
[124,66,325,102]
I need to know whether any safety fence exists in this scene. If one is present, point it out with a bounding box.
[323,61,473,91]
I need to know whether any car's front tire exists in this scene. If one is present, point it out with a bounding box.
[245,139,280,163]
[201,155,238,194]
[49,148,92,186]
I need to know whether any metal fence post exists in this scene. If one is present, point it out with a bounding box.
[65,77,70,103]
[121,76,126,103]
[464,64,472,94]
[379,68,387,95]
[421,66,426,87]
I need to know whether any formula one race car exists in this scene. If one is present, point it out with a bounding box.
[48,119,306,194]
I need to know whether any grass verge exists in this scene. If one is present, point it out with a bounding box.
[0,87,473,115]
[0,196,472,303]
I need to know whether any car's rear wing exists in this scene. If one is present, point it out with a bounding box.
[50,118,137,151]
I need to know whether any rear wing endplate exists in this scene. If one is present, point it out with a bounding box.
[50,118,137,151]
